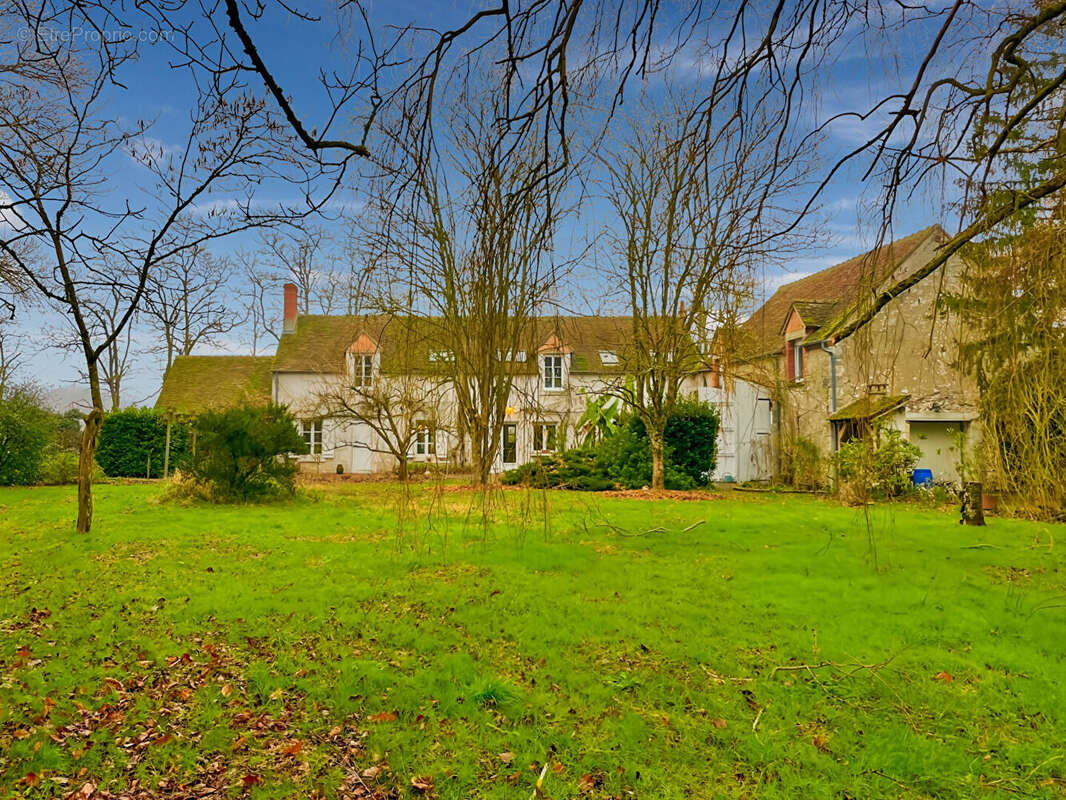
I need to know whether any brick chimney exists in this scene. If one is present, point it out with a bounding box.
[283,283,298,335]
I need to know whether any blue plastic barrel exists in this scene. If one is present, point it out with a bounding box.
[912,468,933,487]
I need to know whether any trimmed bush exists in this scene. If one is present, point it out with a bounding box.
[0,389,56,485]
[503,399,720,491]
[502,449,615,491]
[96,408,189,478]
[188,404,307,501]
[600,400,720,489]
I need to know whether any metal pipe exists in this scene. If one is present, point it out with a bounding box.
[820,340,838,454]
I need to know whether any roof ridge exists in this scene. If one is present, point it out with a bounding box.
[769,224,944,300]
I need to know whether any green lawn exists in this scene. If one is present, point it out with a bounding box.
[1,483,1064,799]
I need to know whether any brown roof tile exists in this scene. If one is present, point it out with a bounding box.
[736,225,946,358]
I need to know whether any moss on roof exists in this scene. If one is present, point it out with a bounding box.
[735,226,946,359]
[155,356,273,416]
[271,314,661,375]
[829,393,908,422]
[788,300,838,330]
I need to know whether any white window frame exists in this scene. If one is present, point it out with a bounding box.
[792,341,804,381]
[532,422,558,453]
[300,420,323,456]
[542,355,564,390]
[414,421,435,457]
[351,354,375,388]
[599,350,619,366]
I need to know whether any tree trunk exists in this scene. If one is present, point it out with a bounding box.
[397,456,408,482]
[960,481,986,526]
[76,407,103,533]
[649,427,665,490]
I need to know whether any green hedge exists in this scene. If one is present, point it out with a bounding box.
[503,399,719,491]
[96,408,189,478]
[0,389,56,485]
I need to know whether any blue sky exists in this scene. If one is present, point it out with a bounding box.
[5,1,967,409]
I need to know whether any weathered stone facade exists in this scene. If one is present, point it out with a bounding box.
[727,226,980,484]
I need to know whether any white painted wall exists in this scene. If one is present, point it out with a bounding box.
[699,379,774,483]
[273,357,704,475]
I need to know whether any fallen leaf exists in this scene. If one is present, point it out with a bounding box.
[368,711,397,723]
[221,683,233,697]
[77,781,96,798]
[361,765,383,779]
[13,728,31,739]
[579,772,603,792]
[410,774,434,793]
[282,740,303,757]
[934,671,954,683]
[241,774,262,787]
[22,772,39,786]
[812,734,831,751]
[712,718,728,729]
[328,725,342,737]
[499,751,515,764]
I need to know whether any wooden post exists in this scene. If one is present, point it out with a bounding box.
[163,419,172,478]
[960,481,986,526]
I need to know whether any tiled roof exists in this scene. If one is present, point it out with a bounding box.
[736,225,947,358]
[155,356,273,416]
[828,393,908,422]
[787,300,838,331]
[271,314,664,375]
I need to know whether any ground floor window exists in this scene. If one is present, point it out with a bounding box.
[502,424,517,463]
[414,421,435,456]
[532,422,558,453]
[300,420,323,455]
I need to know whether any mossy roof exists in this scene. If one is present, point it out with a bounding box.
[155,356,274,416]
[271,314,675,375]
[735,225,947,359]
[828,393,908,422]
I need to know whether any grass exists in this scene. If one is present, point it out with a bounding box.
[1,482,1064,799]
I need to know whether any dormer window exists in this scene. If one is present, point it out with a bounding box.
[599,350,619,366]
[542,355,564,390]
[429,350,454,362]
[352,354,374,388]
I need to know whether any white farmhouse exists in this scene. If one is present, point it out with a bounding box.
[157,284,705,475]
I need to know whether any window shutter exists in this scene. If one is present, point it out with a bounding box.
[785,341,795,380]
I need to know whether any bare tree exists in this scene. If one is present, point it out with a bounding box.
[322,367,447,482]
[80,285,137,411]
[235,249,279,356]
[601,94,814,488]
[364,81,575,485]
[196,0,1066,312]
[0,4,322,531]
[0,317,24,400]
[262,227,333,314]
[144,241,237,369]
